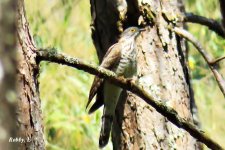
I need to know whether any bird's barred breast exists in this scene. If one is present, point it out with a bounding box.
[115,49,136,77]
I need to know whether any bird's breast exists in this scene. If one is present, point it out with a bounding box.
[114,41,137,77]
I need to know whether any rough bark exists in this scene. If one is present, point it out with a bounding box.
[90,0,200,149]
[16,0,45,149]
[0,0,18,149]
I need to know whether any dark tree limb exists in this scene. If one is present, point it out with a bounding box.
[219,0,225,28]
[36,49,224,150]
[172,27,225,98]
[184,12,225,38]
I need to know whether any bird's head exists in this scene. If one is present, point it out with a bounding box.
[120,27,145,40]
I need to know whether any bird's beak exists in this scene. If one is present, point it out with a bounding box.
[139,28,146,31]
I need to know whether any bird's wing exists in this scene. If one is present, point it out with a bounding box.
[100,43,121,68]
[88,85,104,114]
[86,43,121,110]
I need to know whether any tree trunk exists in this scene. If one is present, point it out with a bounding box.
[90,0,200,149]
[0,0,17,149]
[16,0,45,149]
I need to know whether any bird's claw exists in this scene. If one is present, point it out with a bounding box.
[126,76,138,84]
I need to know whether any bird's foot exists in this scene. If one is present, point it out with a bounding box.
[126,76,138,84]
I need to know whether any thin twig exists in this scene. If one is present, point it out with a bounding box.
[210,56,225,65]
[184,12,225,38]
[36,49,224,150]
[172,27,225,98]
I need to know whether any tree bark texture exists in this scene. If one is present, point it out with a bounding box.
[90,0,200,149]
[16,1,45,149]
[0,0,18,149]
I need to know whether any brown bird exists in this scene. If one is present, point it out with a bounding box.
[86,27,144,148]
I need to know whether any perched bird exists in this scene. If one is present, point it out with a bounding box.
[86,27,144,148]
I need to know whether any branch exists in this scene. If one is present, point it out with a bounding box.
[210,56,225,65]
[36,49,224,150]
[172,27,225,98]
[219,0,225,28]
[184,12,225,38]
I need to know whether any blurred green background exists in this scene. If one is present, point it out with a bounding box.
[25,0,225,149]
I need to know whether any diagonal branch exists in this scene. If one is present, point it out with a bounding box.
[36,49,223,150]
[172,27,225,98]
[184,12,225,38]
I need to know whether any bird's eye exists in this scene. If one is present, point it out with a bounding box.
[131,28,136,32]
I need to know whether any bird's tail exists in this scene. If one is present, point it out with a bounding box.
[99,115,113,148]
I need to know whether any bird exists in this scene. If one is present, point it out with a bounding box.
[86,27,145,148]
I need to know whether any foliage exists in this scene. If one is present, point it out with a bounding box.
[25,0,225,149]
[25,0,106,149]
